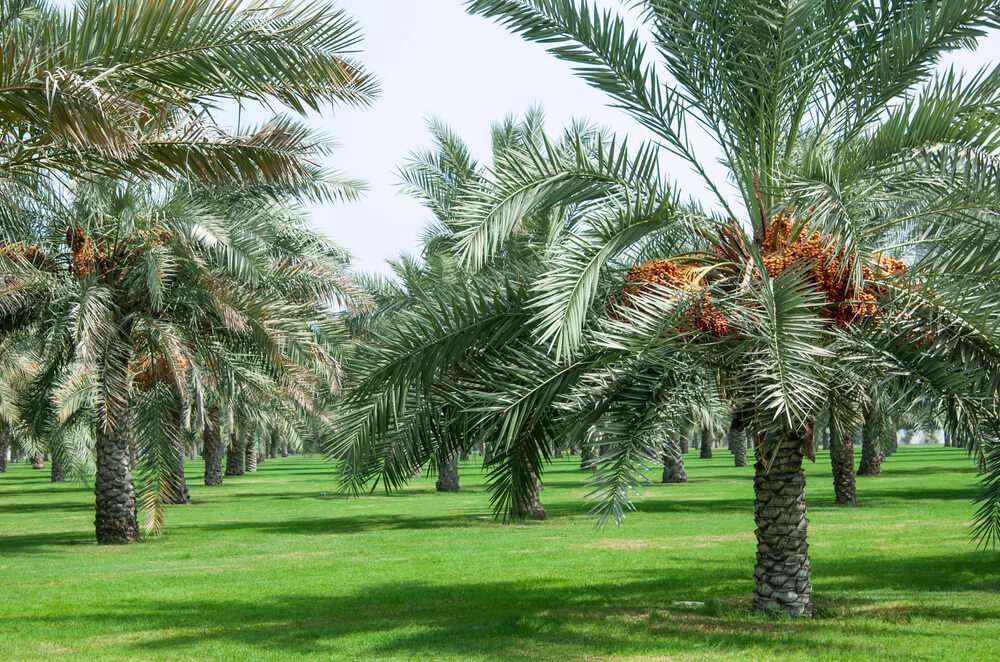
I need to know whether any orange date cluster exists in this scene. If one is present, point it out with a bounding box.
[621,259,728,337]
[619,211,908,335]
[131,353,190,391]
[761,213,907,326]
[0,243,52,269]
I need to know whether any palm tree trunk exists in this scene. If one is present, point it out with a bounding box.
[829,424,857,505]
[435,452,460,492]
[729,420,747,468]
[513,460,546,520]
[50,455,65,482]
[165,451,191,504]
[94,414,139,544]
[580,443,596,469]
[857,412,885,476]
[661,439,687,483]
[203,408,224,486]
[679,435,689,454]
[752,428,813,617]
[700,428,712,459]
[166,409,191,505]
[225,432,245,476]
[32,451,44,469]
[0,432,6,473]
[245,441,258,472]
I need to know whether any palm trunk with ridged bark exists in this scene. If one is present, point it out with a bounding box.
[857,418,884,476]
[50,455,65,482]
[700,428,712,459]
[245,441,257,473]
[661,438,687,483]
[729,420,747,468]
[0,433,6,473]
[829,425,857,505]
[203,408,223,486]
[225,432,245,476]
[162,409,191,504]
[165,448,190,505]
[513,462,545,520]
[165,452,191,504]
[436,452,460,492]
[32,451,44,469]
[753,429,813,617]
[94,408,139,544]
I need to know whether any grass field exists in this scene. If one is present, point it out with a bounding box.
[1,446,998,661]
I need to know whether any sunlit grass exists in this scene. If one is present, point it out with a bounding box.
[1,446,998,661]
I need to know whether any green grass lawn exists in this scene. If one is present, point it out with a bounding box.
[1,446,998,661]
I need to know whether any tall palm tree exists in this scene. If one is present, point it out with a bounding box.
[439,0,1000,617]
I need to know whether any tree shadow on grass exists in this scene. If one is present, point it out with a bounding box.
[0,500,92,514]
[12,552,1000,660]
[0,529,95,553]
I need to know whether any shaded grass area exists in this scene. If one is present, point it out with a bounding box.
[1,446,998,661]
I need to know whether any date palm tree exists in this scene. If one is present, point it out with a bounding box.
[331,112,640,519]
[446,0,1000,617]
[3,175,361,542]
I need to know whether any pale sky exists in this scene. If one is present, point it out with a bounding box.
[310,1,998,275]
[50,0,998,276]
[313,0,669,275]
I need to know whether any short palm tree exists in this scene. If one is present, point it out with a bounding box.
[331,112,641,519]
[438,0,1000,616]
[2,176,361,542]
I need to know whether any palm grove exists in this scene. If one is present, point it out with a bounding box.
[331,0,1000,620]
[0,0,377,543]
[1,0,999,622]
